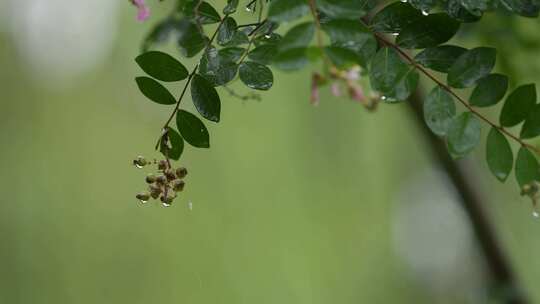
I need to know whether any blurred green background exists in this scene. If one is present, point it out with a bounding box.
[1,1,540,303]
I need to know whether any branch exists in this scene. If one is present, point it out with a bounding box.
[407,91,529,304]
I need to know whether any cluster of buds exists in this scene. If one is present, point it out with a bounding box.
[521,181,540,217]
[310,65,381,111]
[133,156,188,207]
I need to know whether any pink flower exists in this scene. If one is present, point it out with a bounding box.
[132,0,150,21]
[348,84,366,103]
[331,82,342,97]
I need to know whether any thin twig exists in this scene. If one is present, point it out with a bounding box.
[373,32,540,155]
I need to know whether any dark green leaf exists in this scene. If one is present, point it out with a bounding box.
[316,0,374,19]
[135,51,188,82]
[324,46,362,68]
[223,0,239,14]
[181,1,221,24]
[521,104,540,139]
[486,128,513,182]
[176,110,210,148]
[177,21,208,57]
[254,33,282,47]
[239,62,274,91]
[424,86,456,136]
[447,47,496,88]
[222,31,249,47]
[370,47,418,101]
[470,74,508,107]
[135,77,177,105]
[191,74,221,122]
[500,84,537,127]
[321,19,377,67]
[515,147,540,187]
[217,17,237,46]
[160,127,184,161]
[278,22,315,51]
[396,14,460,49]
[272,48,309,71]
[370,2,423,33]
[447,112,481,158]
[267,0,310,22]
[219,47,245,62]
[248,45,278,65]
[199,47,238,86]
[409,0,438,12]
[414,45,467,73]
[444,0,482,22]
[499,0,540,17]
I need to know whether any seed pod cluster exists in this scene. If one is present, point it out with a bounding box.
[133,156,188,207]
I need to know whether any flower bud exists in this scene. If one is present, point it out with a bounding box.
[173,180,185,192]
[136,192,150,203]
[156,175,167,185]
[165,169,176,181]
[145,174,157,184]
[176,167,188,179]
[158,160,167,171]
[133,156,147,168]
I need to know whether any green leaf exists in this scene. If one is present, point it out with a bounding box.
[414,45,467,73]
[199,47,238,86]
[521,104,540,139]
[370,47,418,101]
[444,0,482,23]
[499,0,540,17]
[222,31,249,47]
[160,127,184,161]
[409,0,438,12]
[223,0,239,14]
[248,45,278,65]
[176,110,210,148]
[217,17,237,46]
[324,46,362,69]
[486,128,513,182]
[371,2,423,33]
[191,74,221,122]
[424,86,456,136]
[177,21,208,58]
[316,0,374,19]
[254,33,282,47]
[515,147,540,187]
[239,62,274,91]
[267,0,310,22]
[135,51,188,82]
[447,47,496,88]
[135,77,177,105]
[181,1,221,24]
[500,84,537,127]
[272,48,309,71]
[278,22,315,51]
[321,19,377,67]
[396,14,460,49]
[470,74,508,107]
[447,112,481,158]
[219,47,245,62]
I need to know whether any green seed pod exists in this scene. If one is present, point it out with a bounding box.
[164,169,176,181]
[156,175,167,185]
[176,167,188,179]
[158,160,167,171]
[173,180,185,192]
[136,192,150,203]
[149,184,162,199]
[133,156,148,168]
[146,174,157,184]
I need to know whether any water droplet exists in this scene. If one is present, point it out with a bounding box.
[533,211,539,218]
[381,96,387,100]
[134,163,143,169]
[391,32,399,36]
[162,202,172,207]
[264,34,271,39]
[421,10,429,16]
[400,0,407,2]
[245,6,252,12]
[139,199,148,204]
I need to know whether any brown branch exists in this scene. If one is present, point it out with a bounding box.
[407,91,529,304]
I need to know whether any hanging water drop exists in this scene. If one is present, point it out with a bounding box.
[421,10,429,16]
[391,32,399,36]
[245,6,252,12]
[264,34,271,39]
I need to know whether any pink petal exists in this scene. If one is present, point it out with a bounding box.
[331,83,341,97]
[137,6,150,21]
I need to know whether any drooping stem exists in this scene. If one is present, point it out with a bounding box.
[373,33,540,155]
